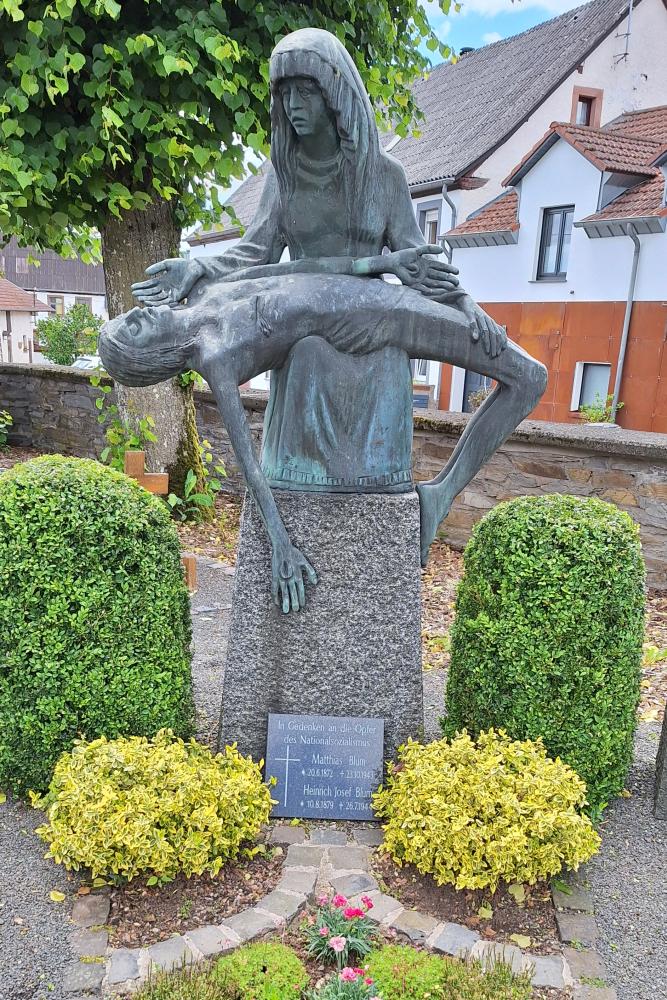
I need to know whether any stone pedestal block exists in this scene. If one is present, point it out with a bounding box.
[219,491,423,764]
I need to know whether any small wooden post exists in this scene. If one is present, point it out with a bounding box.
[123,450,169,495]
[123,450,197,593]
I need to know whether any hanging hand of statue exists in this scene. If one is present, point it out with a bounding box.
[271,538,318,614]
[131,258,205,306]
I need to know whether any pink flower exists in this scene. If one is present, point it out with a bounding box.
[332,894,348,908]
[365,978,374,985]
[339,967,359,982]
[328,935,347,953]
[360,894,374,910]
[317,893,329,906]
[318,926,329,936]
[343,906,365,919]
[353,968,364,976]
[370,996,382,1000]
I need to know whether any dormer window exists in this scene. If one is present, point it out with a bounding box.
[570,86,603,128]
[576,96,594,125]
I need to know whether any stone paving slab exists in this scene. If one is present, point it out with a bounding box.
[278,867,318,895]
[106,949,140,986]
[222,907,279,942]
[428,920,480,957]
[63,961,106,992]
[470,940,533,975]
[310,829,348,845]
[184,924,238,957]
[328,845,369,870]
[352,828,384,846]
[69,929,108,957]
[256,889,307,922]
[330,871,377,897]
[285,844,325,868]
[146,935,195,973]
[268,825,306,846]
[528,953,569,989]
[556,910,598,947]
[389,908,439,943]
[552,883,595,913]
[70,894,110,928]
[350,889,402,924]
[563,946,608,980]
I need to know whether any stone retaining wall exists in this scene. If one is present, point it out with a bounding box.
[2,363,666,588]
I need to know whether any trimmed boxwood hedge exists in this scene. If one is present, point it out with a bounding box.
[443,494,645,814]
[0,455,193,795]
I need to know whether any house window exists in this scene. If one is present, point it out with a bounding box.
[575,96,594,125]
[537,206,574,279]
[419,208,440,244]
[571,362,611,411]
[75,296,93,311]
[413,358,429,382]
[570,86,603,128]
[47,295,65,315]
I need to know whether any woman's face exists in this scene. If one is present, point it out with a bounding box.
[279,76,333,138]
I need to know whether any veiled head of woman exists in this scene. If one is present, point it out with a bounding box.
[269,28,379,206]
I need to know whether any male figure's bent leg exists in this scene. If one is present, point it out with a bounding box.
[367,288,548,564]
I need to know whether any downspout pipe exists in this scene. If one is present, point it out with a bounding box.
[440,180,457,264]
[611,223,641,423]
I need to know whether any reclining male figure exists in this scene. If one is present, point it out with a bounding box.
[99,247,547,613]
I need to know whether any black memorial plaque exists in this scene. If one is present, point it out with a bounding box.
[266,713,384,820]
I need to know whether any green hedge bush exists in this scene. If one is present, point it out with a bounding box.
[214,942,309,999]
[0,455,193,794]
[443,494,645,813]
[34,731,271,880]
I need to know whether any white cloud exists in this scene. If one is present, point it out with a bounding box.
[456,0,581,16]
[482,31,503,42]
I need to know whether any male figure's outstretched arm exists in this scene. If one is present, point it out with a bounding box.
[205,357,317,615]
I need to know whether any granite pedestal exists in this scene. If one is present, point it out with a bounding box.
[218,491,423,764]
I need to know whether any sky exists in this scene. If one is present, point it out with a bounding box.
[422,0,584,57]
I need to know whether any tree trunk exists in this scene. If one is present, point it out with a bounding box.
[100,198,207,500]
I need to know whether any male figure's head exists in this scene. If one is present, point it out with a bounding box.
[98,304,196,387]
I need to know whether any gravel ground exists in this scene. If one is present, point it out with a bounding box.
[0,797,84,1000]
[1,560,664,999]
[582,724,666,1000]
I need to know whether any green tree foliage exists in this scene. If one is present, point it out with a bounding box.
[0,0,453,258]
[35,301,102,365]
[443,494,645,815]
[0,455,193,795]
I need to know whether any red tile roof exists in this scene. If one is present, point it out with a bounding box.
[446,191,519,236]
[604,106,667,143]
[0,278,49,313]
[581,174,667,223]
[552,122,664,176]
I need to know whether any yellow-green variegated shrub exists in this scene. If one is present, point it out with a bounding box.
[373,730,600,891]
[33,730,273,881]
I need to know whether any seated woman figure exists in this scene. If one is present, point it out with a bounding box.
[100,247,547,614]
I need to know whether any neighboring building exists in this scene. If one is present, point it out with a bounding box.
[442,106,667,432]
[186,0,667,406]
[1,239,107,315]
[0,278,50,365]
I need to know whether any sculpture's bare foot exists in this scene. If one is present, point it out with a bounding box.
[416,480,453,568]
[271,540,318,614]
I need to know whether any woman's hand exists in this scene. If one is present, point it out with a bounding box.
[271,538,318,613]
[385,245,459,297]
[131,258,205,306]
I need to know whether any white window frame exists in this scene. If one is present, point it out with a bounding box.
[570,361,612,411]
